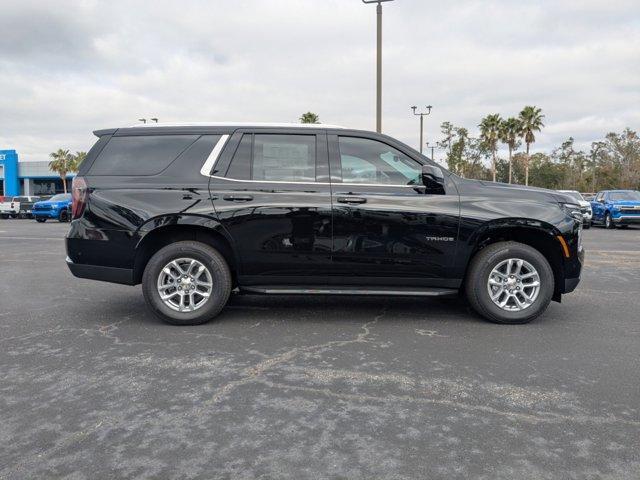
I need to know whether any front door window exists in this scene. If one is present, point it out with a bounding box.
[338,137,422,186]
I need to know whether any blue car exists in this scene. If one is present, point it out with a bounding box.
[590,190,640,229]
[32,193,73,223]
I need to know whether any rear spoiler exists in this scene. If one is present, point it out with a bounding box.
[93,128,117,137]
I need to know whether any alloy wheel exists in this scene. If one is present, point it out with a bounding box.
[156,258,213,312]
[487,258,541,312]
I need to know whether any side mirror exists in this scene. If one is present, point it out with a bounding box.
[422,164,445,191]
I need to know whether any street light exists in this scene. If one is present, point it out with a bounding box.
[425,141,436,161]
[150,118,158,123]
[138,118,147,124]
[362,0,395,133]
[411,105,432,154]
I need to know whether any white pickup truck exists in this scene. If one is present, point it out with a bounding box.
[0,196,41,219]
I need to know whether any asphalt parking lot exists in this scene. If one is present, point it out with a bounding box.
[1,220,639,479]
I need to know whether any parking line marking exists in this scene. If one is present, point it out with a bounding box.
[0,236,64,240]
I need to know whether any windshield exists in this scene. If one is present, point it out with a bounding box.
[609,191,640,201]
[49,194,71,202]
[560,191,584,202]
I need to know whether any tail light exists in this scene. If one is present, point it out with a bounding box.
[71,176,88,219]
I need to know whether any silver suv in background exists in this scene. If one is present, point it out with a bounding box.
[558,190,592,228]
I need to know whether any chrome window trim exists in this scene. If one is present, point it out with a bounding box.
[208,175,419,188]
[199,134,230,177]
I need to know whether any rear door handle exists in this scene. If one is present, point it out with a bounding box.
[223,194,254,202]
[337,196,367,204]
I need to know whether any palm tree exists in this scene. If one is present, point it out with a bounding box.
[479,114,502,182]
[48,150,86,193]
[48,149,73,193]
[299,112,320,124]
[518,106,545,186]
[499,117,522,184]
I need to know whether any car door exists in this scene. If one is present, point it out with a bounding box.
[328,133,460,286]
[592,191,605,222]
[209,129,333,283]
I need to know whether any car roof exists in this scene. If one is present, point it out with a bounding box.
[95,122,351,137]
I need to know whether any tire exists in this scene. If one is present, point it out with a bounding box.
[142,241,232,325]
[583,221,591,229]
[465,241,554,324]
[619,225,629,229]
[58,209,69,222]
[35,217,46,223]
[10,214,17,219]
[605,212,615,229]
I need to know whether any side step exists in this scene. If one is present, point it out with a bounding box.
[239,286,458,297]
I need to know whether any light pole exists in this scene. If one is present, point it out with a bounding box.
[411,105,432,154]
[363,0,394,133]
[150,118,158,123]
[138,118,147,124]
[425,141,436,160]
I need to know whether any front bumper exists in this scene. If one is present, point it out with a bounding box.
[66,256,134,285]
[613,215,640,224]
[33,210,60,218]
[563,247,585,294]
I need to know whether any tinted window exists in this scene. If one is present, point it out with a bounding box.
[162,135,222,181]
[595,192,604,202]
[225,134,252,179]
[609,191,640,201]
[90,135,198,176]
[225,134,316,182]
[338,137,421,185]
[49,194,71,202]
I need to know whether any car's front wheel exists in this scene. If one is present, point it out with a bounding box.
[35,217,46,223]
[465,241,554,324]
[142,241,232,325]
[605,212,615,229]
[58,209,69,222]
[583,221,591,229]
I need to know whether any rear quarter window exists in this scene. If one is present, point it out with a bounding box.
[89,135,199,176]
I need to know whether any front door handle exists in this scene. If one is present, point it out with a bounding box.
[337,196,367,204]
[223,194,254,202]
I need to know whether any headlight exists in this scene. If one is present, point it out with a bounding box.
[559,202,582,221]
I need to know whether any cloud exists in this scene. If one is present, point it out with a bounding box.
[0,0,638,162]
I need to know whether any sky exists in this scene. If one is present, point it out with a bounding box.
[1,0,638,163]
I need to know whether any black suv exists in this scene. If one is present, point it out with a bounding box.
[66,123,584,325]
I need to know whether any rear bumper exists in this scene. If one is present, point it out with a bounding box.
[66,256,134,285]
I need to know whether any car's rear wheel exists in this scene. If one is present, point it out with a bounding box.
[465,241,554,324]
[583,221,591,229]
[142,241,232,325]
[35,217,46,223]
[58,209,69,222]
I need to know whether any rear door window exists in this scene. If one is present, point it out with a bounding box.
[89,135,198,176]
[225,134,317,182]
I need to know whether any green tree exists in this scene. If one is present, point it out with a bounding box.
[48,149,85,193]
[299,112,320,124]
[499,117,521,184]
[438,121,455,157]
[518,106,545,186]
[479,113,502,182]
